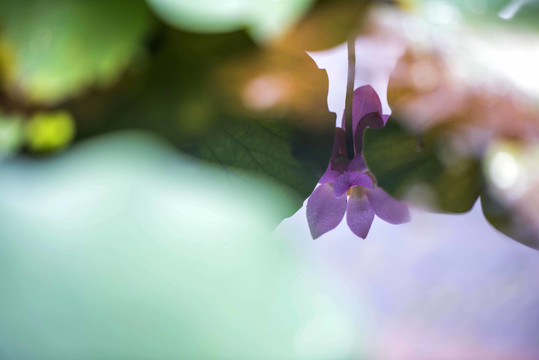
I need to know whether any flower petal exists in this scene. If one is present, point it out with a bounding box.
[350,172,373,189]
[354,112,385,153]
[333,173,350,198]
[367,187,410,224]
[346,187,375,239]
[348,155,368,173]
[352,85,384,135]
[306,183,347,239]
[319,167,341,184]
[333,172,373,197]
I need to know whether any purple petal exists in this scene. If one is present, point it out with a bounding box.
[350,172,373,188]
[319,167,341,184]
[367,187,410,224]
[320,154,349,183]
[348,155,368,173]
[346,187,375,239]
[352,85,384,135]
[333,174,351,198]
[333,172,373,197]
[306,183,347,239]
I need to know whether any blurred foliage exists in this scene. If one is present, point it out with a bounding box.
[363,119,482,213]
[0,0,152,104]
[146,0,316,43]
[481,140,539,249]
[0,111,23,160]
[0,0,537,245]
[367,16,539,248]
[364,118,539,249]
[62,28,335,217]
[0,0,375,218]
[482,192,539,250]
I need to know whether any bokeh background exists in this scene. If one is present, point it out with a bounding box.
[1,0,538,359]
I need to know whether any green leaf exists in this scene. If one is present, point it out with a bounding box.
[0,0,152,104]
[480,140,539,250]
[363,119,481,213]
[146,0,316,43]
[67,30,334,219]
[191,119,332,216]
[481,192,539,250]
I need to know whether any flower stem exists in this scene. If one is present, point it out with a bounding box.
[345,36,356,159]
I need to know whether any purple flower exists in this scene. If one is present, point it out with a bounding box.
[306,85,410,239]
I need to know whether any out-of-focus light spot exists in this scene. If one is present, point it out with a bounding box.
[242,74,290,110]
[458,31,539,100]
[484,141,539,236]
[488,151,519,190]
[402,18,430,44]
[498,0,535,20]
[425,1,460,25]
[410,59,440,91]
[26,110,75,152]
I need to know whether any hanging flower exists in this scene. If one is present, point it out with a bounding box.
[306,85,410,239]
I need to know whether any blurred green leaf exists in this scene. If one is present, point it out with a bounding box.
[146,0,316,43]
[0,112,24,160]
[481,192,539,250]
[0,0,152,104]
[363,119,481,213]
[67,30,333,219]
[192,119,331,215]
[480,140,539,250]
